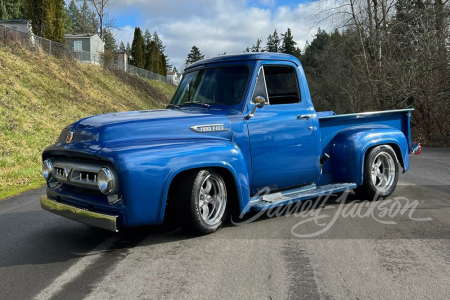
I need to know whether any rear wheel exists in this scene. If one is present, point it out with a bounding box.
[172,169,228,235]
[354,145,399,200]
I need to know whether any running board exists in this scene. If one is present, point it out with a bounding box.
[250,183,357,211]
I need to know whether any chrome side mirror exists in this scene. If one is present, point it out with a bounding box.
[254,96,266,108]
[246,96,266,119]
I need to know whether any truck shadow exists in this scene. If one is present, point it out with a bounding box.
[0,192,349,269]
[0,189,430,269]
[0,210,190,269]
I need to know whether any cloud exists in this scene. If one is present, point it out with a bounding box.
[109,0,331,70]
[257,0,276,7]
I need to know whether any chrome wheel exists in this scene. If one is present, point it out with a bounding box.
[198,174,227,226]
[371,152,396,192]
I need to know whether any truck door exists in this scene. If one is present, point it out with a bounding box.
[247,64,319,194]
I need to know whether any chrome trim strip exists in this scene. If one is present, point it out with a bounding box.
[190,124,229,133]
[40,196,118,232]
[318,108,414,119]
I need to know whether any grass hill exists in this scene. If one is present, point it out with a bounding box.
[0,46,177,200]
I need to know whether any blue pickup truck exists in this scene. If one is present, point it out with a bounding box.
[40,53,421,234]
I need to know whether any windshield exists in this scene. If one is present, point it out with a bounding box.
[170,66,250,106]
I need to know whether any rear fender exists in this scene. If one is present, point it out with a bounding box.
[331,125,409,186]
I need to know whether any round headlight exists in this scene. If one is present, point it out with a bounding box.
[42,159,53,181]
[98,168,113,194]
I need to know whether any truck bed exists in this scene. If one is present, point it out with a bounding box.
[318,109,413,181]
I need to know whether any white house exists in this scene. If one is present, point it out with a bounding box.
[0,19,33,34]
[64,33,105,64]
[167,71,180,85]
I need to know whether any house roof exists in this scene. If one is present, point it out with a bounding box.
[167,71,177,75]
[0,19,29,24]
[64,33,99,38]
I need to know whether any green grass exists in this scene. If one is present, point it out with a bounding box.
[0,46,177,200]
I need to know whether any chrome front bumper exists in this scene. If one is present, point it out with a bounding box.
[40,196,118,232]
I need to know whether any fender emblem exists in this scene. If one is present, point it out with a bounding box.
[190,124,228,133]
[66,131,74,144]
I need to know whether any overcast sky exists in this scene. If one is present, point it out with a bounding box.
[104,0,331,71]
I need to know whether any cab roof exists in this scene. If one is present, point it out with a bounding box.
[185,52,301,71]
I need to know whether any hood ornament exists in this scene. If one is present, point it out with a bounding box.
[66,131,74,144]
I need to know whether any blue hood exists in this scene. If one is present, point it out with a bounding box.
[56,109,233,148]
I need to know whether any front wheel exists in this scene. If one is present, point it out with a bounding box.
[172,169,228,235]
[354,145,399,200]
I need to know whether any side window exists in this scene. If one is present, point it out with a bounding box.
[263,66,301,105]
[251,67,269,104]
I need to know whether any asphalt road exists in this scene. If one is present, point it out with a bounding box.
[1,147,449,300]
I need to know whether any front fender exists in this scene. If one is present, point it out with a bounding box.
[331,125,409,186]
[97,139,250,226]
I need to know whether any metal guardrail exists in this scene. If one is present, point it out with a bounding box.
[0,24,177,85]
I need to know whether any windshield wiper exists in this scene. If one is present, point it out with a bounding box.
[178,102,210,108]
[166,104,180,109]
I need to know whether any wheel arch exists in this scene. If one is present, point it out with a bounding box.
[331,125,410,186]
[163,163,247,221]
[166,166,241,219]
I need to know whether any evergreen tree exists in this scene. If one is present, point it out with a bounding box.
[67,0,79,33]
[266,29,281,52]
[27,0,65,41]
[119,41,125,52]
[185,45,204,66]
[0,0,9,19]
[62,3,73,33]
[77,0,97,34]
[130,27,145,68]
[144,39,167,75]
[165,59,172,72]
[144,39,157,71]
[126,41,131,54]
[143,28,152,46]
[4,0,25,19]
[26,0,45,36]
[161,54,167,76]
[281,28,297,55]
[42,0,55,39]
[251,38,264,52]
[152,31,171,71]
[153,31,165,53]
[52,0,65,42]
[103,28,116,51]
[302,29,331,70]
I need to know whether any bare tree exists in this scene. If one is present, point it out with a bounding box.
[304,0,450,145]
[89,0,114,39]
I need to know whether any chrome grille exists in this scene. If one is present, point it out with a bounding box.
[71,170,97,184]
[52,159,109,190]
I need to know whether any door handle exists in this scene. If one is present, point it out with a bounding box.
[297,114,311,120]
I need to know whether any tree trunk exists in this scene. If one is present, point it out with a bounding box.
[372,0,383,109]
